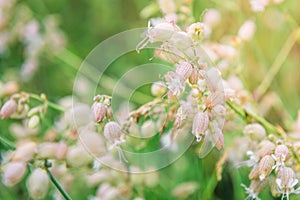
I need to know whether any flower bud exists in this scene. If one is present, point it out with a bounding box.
[189,68,199,85]
[192,112,209,142]
[96,183,120,200]
[238,20,256,41]
[175,61,193,80]
[243,123,266,141]
[141,120,157,138]
[12,141,36,162]
[0,99,17,119]
[151,81,166,97]
[104,121,122,144]
[249,164,260,180]
[80,131,106,157]
[92,102,106,122]
[258,140,275,158]
[26,168,49,200]
[276,167,297,190]
[274,144,289,162]
[37,142,58,158]
[55,141,68,160]
[66,145,92,167]
[258,155,275,180]
[148,22,174,42]
[2,162,26,186]
[212,128,224,150]
[28,115,40,129]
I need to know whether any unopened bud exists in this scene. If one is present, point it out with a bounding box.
[37,142,58,158]
[192,112,209,142]
[243,123,266,141]
[0,99,17,119]
[189,68,199,85]
[276,167,297,190]
[203,9,221,28]
[274,144,289,162]
[258,140,275,158]
[104,121,122,144]
[249,164,260,180]
[212,128,224,150]
[258,155,275,180]
[92,102,106,122]
[80,131,105,157]
[2,162,26,186]
[28,115,40,129]
[66,145,92,167]
[12,141,36,162]
[26,168,49,200]
[175,61,193,80]
[55,141,68,160]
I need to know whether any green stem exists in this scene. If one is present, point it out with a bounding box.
[0,135,16,150]
[29,94,65,112]
[45,167,72,200]
[255,28,299,99]
[226,100,285,137]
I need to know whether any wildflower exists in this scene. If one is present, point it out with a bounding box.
[272,145,289,171]
[2,162,26,186]
[66,145,93,167]
[243,123,266,141]
[249,0,270,12]
[257,140,275,158]
[0,99,17,119]
[165,71,186,96]
[276,167,300,200]
[175,60,193,80]
[241,179,268,200]
[258,155,275,181]
[192,112,209,142]
[187,22,211,41]
[28,115,40,129]
[104,121,127,162]
[96,183,120,200]
[26,168,49,200]
[92,102,106,122]
[170,31,192,50]
[12,141,36,162]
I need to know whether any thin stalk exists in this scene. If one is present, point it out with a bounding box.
[256,29,299,99]
[0,135,16,150]
[226,101,285,137]
[46,167,72,200]
[29,94,65,112]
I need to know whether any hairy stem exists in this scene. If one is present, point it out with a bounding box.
[29,93,65,112]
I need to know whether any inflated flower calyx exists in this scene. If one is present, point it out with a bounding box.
[192,112,209,142]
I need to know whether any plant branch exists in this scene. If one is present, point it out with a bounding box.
[45,163,72,200]
[29,94,65,112]
[0,135,16,150]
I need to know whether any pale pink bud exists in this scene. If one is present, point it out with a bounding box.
[104,121,122,144]
[55,141,68,160]
[80,131,106,157]
[238,20,256,41]
[2,162,26,186]
[175,61,193,80]
[247,179,268,195]
[12,141,36,162]
[192,112,209,142]
[276,167,298,191]
[189,68,199,85]
[37,142,58,158]
[258,155,275,180]
[274,144,289,162]
[170,31,192,50]
[151,81,166,97]
[66,145,92,167]
[26,168,49,200]
[106,107,113,119]
[0,99,17,119]
[157,0,176,15]
[96,183,120,200]
[28,115,40,129]
[249,164,260,180]
[92,102,106,122]
[212,128,224,150]
[243,123,266,140]
[258,140,275,158]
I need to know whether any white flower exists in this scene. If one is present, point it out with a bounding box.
[276,167,300,200]
[26,168,50,200]
[165,71,185,96]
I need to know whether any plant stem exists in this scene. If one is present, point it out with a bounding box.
[0,135,16,150]
[226,101,285,137]
[29,94,65,112]
[45,167,72,200]
[255,28,299,99]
